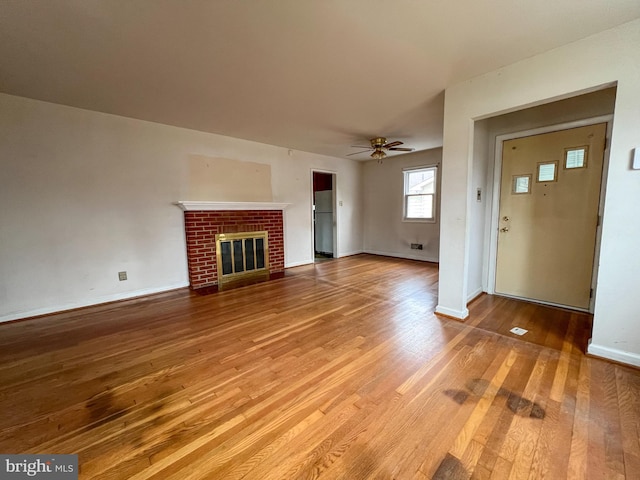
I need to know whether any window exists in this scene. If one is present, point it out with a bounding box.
[512,174,531,194]
[537,161,558,182]
[403,166,437,221]
[565,146,588,169]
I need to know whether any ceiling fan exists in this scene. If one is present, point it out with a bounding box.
[347,136,414,160]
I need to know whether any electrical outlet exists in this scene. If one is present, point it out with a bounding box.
[410,243,423,250]
[118,271,127,281]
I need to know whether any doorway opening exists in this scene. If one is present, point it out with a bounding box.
[495,122,607,311]
[312,171,336,262]
[476,86,618,313]
[488,116,612,312]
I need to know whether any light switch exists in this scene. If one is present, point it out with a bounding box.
[633,148,640,170]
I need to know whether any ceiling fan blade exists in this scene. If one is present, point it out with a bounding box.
[383,141,403,148]
[351,145,372,149]
[388,147,414,152]
[347,150,372,156]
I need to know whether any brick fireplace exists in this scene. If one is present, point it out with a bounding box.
[177,202,288,289]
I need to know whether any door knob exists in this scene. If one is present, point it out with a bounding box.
[500,227,509,232]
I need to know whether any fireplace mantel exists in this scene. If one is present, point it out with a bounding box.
[176,201,290,211]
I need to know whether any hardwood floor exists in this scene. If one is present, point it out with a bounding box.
[0,254,638,479]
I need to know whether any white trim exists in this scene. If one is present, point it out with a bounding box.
[0,282,189,324]
[588,341,640,368]
[284,251,365,269]
[285,260,314,268]
[176,201,290,211]
[402,163,439,172]
[435,305,470,320]
[337,250,364,258]
[364,250,438,263]
[486,115,613,314]
[590,119,614,311]
[401,216,437,224]
[467,287,484,302]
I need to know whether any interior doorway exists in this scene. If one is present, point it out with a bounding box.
[312,171,336,262]
[493,121,608,311]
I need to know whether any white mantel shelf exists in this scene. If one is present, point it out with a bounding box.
[176,201,290,211]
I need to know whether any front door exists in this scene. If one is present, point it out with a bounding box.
[495,123,606,310]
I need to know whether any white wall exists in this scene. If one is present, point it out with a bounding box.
[0,93,363,322]
[438,19,640,366]
[467,121,489,301]
[362,149,441,262]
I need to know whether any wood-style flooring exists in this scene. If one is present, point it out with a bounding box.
[0,254,638,479]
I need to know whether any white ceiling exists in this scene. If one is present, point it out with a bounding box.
[1,1,639,160]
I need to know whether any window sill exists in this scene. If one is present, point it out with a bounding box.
[402,217,437,224]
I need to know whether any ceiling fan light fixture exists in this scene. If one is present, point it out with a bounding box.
[371,150,386,160]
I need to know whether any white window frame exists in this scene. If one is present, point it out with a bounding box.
[403,165,437,223]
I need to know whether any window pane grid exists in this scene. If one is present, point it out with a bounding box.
[405,170,435,195]
[406,194,434,219]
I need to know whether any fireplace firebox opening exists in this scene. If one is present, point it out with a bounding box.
[215,231,269,289]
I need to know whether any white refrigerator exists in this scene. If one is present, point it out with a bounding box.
[314,190,334,256]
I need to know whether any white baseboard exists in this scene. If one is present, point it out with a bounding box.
[435,305,470,320]
[364,249,438,263]
[467,287,484,302]
[0,282,189,324]
[285,260,314,268]
[285,250,364,269]
[338,250,364,258]
[587,340,640,367]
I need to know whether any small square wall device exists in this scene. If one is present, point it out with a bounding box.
[633,148,640,170]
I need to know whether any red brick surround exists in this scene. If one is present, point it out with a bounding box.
[184,210,284,288]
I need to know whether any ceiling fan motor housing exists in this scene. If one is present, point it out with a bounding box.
[370,137,387,148]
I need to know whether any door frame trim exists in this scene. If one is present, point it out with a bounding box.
[486,115,613,312]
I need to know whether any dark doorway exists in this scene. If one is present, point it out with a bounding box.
[312,171,335,261]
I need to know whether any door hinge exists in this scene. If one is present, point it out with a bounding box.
[590,288,594,299]
[604,137,608,150]
[597,215,602,227]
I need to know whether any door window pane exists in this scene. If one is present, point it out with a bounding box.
[512,174,531,194]
[565,147,587,169]
[537,162,557,182]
